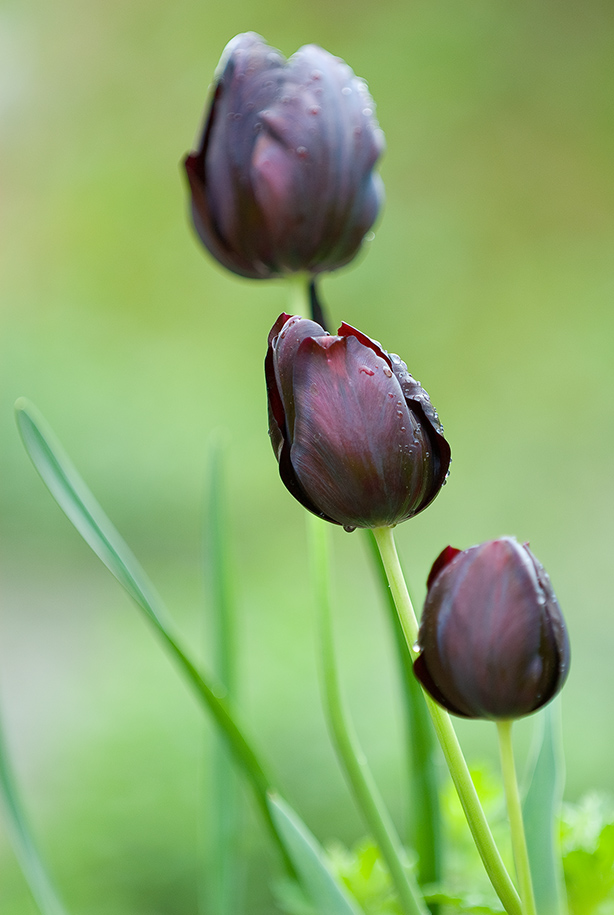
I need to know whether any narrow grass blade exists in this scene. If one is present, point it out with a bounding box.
[14,398,279,851]
[522,701,568,915]
[365,530,441,890]
[0,709,70,915]
[202,439,242,915]
[268,793,364,915]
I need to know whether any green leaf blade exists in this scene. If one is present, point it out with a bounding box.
[202,439,243,915]
[268,794,365,915]
[522,701,568,915]
[14,399,280,854]
[0,709,71,915]
[15,398,166,628]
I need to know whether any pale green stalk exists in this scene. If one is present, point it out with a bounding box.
[497,721,537,915]
[310,517,428,915]
[371,526,522,915]
[287,272,311,315]
[366,529,441,890]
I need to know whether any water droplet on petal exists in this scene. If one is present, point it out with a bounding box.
[341,86,352,95]
[343,524,356,533]
[383,367,392,377]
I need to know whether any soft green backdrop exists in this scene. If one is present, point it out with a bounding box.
[1,0,613,912]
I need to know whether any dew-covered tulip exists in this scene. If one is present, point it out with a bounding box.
[265,314,451,531]
[414,538,570,720]
[184,33,385,279]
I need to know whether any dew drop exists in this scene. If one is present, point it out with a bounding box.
[341,86,352,95]
[296,146,308,158]
[388,392,395,398]
[400,426,406,432]
[397,411,404,418]
[343,524,356,533]
[359,367,375,376]
[412,641,421,654]
[383,367,392,377]
[390,353,401,364]
[311,69,322,80]
[309,105,321,115]
[362,107,373,117]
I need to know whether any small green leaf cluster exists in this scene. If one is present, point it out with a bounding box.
[561,794,614,915]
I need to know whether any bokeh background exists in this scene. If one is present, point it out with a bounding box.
[1,0,613,912]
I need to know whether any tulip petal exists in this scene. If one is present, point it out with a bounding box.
[290,335,428,529]
[184,33,384,278]
[416,538,570,720]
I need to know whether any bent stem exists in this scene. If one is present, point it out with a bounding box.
[497,721,537,915]
[365,530,441,890]
[310,517,428,915]
[371,525,522,915]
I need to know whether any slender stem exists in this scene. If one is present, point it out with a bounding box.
[371,526,522,915]
[310,517,428,915]
[366,530,441,890]
[497,721,537,915]
[286,273,312,317]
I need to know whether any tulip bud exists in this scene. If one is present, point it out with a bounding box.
[414,538,570,720]
[184,33,385,279]
[265,313,451,531]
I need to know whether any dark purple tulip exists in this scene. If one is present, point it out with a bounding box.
[414,538,570,720]
[184,33,384,279]
[265,313,451,531]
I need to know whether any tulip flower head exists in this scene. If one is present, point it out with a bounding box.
[184,33,385,279]
[266,314,451,531]
[414,538,570,720]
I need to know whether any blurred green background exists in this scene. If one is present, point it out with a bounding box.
[1,0,613,911]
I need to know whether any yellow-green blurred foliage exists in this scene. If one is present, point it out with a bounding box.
[1,0,613,912]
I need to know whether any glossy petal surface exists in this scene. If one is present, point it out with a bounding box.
[184,33,384,278]
[414,538,570,719]
[265,314,451,529]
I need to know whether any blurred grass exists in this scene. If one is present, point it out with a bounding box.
[1,0,613,911]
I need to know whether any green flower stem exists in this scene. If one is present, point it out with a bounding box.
[366,530,441,890]
[310,517,428,915]
[287,272,312,315]
[371,526,522,915]
[497,720,537,915]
